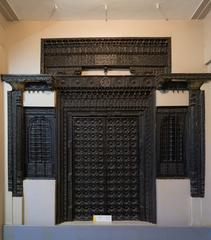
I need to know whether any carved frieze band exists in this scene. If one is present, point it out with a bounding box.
[189,90,205,197]
[8,91,24,196]
[55,76,156,90]
[41,38,171,75]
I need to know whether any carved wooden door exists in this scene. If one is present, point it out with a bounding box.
[57,77,156,224]
[70,115,140,221]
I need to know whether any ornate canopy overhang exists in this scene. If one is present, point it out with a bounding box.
[2,73,211,91]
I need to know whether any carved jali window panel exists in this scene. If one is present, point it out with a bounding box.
[73,116,140,221]
[24,108,56,178]
[157,107,188,178]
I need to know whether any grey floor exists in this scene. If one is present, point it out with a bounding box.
[3,225,211,240]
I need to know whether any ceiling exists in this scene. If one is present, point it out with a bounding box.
[4,0,208,21]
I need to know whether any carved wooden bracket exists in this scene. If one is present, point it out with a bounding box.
[156,73,211,90]
[2,74,54,91]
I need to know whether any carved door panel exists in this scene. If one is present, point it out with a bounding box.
[105,117,140,220]
[72,117,106,220]
[70,115,141,221]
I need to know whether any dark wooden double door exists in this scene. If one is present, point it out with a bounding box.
[68,114,142,221]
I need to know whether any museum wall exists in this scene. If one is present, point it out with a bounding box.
[0,13,8,240]
[201,10,211,225]
[2,19,211,226]
[5,20,205,74]
[204,11,211,65]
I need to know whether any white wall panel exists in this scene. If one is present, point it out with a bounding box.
[157,180,190,226]
[156,90,189,106]
[23,180,55,226]
[23,91,55,107]
[12,197,23,225]
[190,198,202,226]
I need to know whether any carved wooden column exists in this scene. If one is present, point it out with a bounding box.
[8,87,24,196]
[189,89,205,197]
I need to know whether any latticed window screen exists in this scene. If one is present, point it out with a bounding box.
[157,107,188,178]
[25,108,56,178]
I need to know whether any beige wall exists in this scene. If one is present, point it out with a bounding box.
[0,13,8,240]
[204,11,211,65]
[0,57,4,239]
[5,20,205,74]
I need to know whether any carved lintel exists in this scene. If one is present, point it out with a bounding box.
[8,91,24,196]
[188,90,205,197]
[54,76,156,90]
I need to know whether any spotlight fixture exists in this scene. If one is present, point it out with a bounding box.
[156,2,168,21]
[104,3,108,22]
